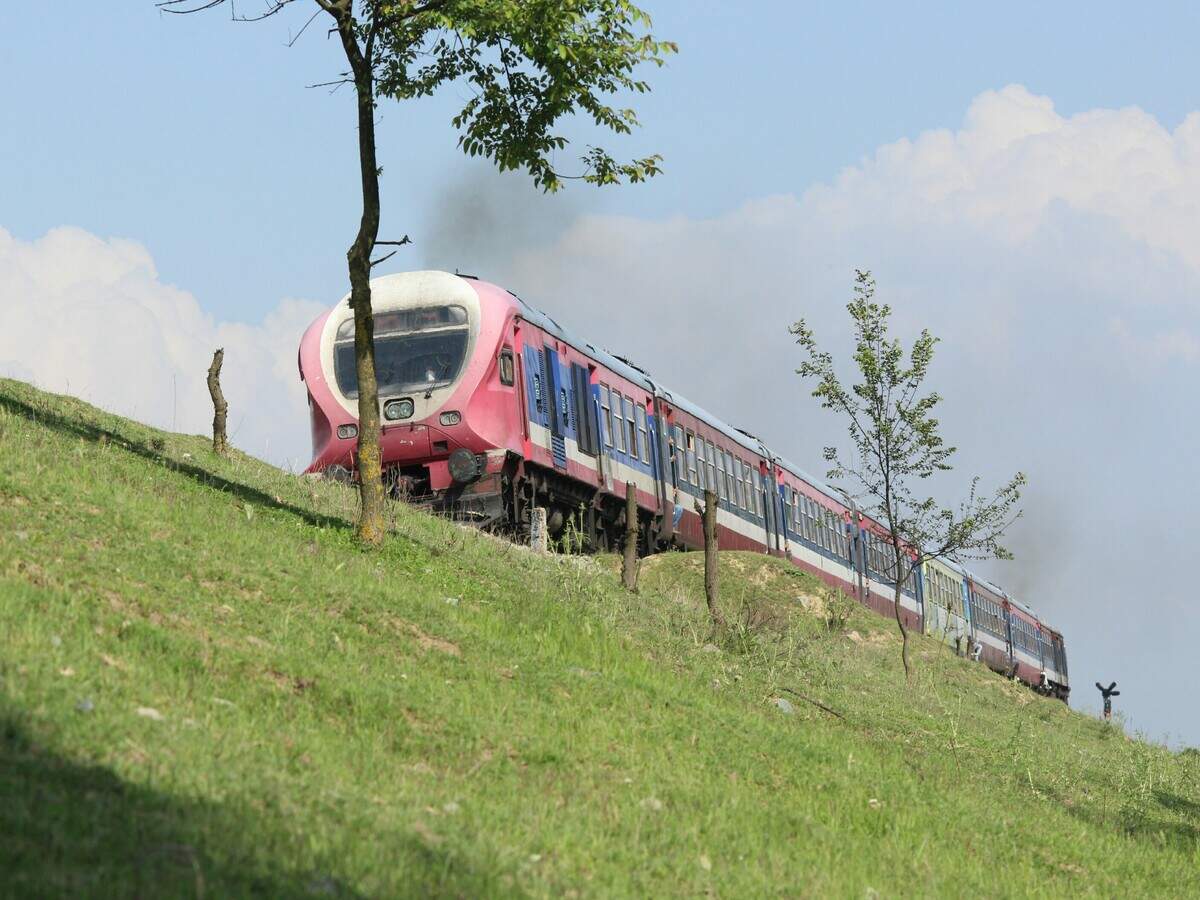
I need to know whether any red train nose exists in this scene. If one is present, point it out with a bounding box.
[380,424,432,461]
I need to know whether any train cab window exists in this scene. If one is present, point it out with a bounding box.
[635,404,649,463]
[498,348,515,386]
[334,304,469,399]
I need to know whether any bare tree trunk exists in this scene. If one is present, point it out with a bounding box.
[701,489,725,631]
[206,348,227,455]
[893,582,911,682]
[622,480,639,591]
[333,15,386,547]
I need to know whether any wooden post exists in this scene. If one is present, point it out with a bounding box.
[621,480,639,591]
[701,489,725,630]
[530,507,548,553]
[207,348,228,455]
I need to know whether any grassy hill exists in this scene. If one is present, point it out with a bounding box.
[1,378,1196,898]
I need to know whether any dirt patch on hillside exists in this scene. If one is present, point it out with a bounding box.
[391,618,461,657]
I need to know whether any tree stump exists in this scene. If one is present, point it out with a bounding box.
[699,489,725,630]
[207,349,228,455]
[621,480,639,591]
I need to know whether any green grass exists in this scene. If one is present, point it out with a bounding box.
[0,377,1197,898]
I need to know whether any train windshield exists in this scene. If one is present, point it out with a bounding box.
[333,305,470,398]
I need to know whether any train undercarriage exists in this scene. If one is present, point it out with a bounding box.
[384,454,661,555]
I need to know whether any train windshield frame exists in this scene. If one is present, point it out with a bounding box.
[333,305,471,399]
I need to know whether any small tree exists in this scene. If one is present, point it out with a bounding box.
[160,0,674,546]
[790,271,1025,681]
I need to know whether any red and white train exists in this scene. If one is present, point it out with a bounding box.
[299,270,1069,701]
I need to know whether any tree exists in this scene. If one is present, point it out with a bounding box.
[790,271,1025,681]
[159,0,675,546]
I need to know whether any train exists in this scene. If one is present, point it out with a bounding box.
[298,270,1069,701]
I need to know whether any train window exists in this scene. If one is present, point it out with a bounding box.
[335,311,469,399]
[715,448,726,501]
[672,425,684,478]
[625,397,638,460]
[635,404,649,463]
[498,348,514,386]
[705,442,716,491]
[748,465,759,516]
[685,431,697,484]
[695,439,707,491]
[724,451,736,503]
[612,392,627,454]
[599,385,612,446]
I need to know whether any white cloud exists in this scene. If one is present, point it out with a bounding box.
[0,226,323,469]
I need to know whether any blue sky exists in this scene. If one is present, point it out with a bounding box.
[7,2,1200,321]
[4,2,1200,746]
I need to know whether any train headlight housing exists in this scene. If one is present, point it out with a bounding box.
[439,410,462,426]
[336,424,358,440]
[384,398,415,421]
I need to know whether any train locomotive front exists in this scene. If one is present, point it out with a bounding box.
[299,270,523,523]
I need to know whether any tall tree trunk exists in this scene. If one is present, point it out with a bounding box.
[206,348,227,455]
[335,17,386,547]
[622,480,639,591]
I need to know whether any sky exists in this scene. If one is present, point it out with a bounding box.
[3,2,1199,746]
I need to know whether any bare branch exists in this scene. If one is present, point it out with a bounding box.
[287,7,322,46]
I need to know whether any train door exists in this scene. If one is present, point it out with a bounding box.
[512,324,530,452]
[542,346,567,471]
[570,362,601,461]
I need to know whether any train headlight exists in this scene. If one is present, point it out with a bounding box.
[336,424,358,439]
[384,398,415,421]
[439,410,462,426]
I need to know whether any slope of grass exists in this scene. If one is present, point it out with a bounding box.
[0,377,1197,898]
